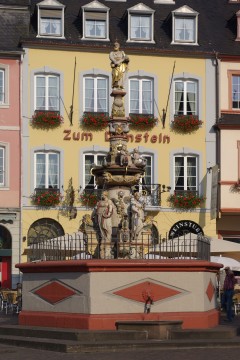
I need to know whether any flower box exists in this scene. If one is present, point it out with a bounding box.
[129,114,158,129]
[171,115,203,133]
[31,111,63,129]
[31,189,62,207]
[79,191,99,207]
[81,112,110,130]
[167,192,205,209]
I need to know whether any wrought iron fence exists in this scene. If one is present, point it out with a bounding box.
[27,233,210,262]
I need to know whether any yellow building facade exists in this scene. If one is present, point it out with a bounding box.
[21,45,217,260]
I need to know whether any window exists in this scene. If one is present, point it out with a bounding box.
[131,15,151,40]
[84,153,106,189]
[0,69,4,104]
[0,64,9,107]
[35,74,60,111]
[232,75,240,109]
[174,155,198,192]
[127,4,155,43]
[142,155,152,185]
[82,1,110,41]
[37,0,65,38]
[27,218,64,246]
[174,80,198,115]
[84,76,108,113]
[172,6,198,45]
[34,152,60,189]
[0,147,5,186]
[130,78,153,114]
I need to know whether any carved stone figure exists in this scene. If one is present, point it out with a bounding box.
[112,94,125,117]
[115,190,127,218]
[131,148,147,168]
[109,41,129,89]
[119,144,131,166]
[96,191,113,242]
[131,192,145,241]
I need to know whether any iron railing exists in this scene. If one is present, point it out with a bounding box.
[27,233,210,262]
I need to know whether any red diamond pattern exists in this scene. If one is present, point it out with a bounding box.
[113,280,182,303]
[206,279,215,302]
[34,281,76,304]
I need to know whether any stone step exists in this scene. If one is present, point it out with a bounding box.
[1,334,240,353]
[170,326,238,340]
[0,325,148,342]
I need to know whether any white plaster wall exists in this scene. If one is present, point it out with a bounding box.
[220,131,238,181]
[21,270,217,314]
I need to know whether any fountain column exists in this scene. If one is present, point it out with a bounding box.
[88,42,150,258]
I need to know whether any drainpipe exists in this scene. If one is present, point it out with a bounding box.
[18,52,24,283]
[214,51,221,218]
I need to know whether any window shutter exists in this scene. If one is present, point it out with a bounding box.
[85,11,106,20]
[40,9,62,18]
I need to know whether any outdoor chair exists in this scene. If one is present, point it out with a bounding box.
[233,293,240,316]
[0,290,10,313]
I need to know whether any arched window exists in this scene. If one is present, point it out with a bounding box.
[27,218,64,245]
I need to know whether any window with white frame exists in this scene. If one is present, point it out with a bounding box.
[84,153,106,189]
[34,152,60,189]
[37,1,65,38]
[84,76,108,113]
[0,64,9,107]
[0,146,5,186]
[172,6,198,45]
[142,155,152,185]
[35,74,60,111]
[232,74,240,109]
[82,1,109,40]
[0,69,5,104]
[127,4,155,42]
[174,155,198,192]
[174,80,198,115]
[130,78,153,114]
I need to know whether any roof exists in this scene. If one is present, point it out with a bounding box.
[0,1,30,51]
[17,0,240,57]
[1,1,240,56]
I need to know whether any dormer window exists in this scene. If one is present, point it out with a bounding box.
[172,5,199,45]
[82,1,110,41]
[37,0,65,38]
[127,3,155,43]
[236,11,240,41]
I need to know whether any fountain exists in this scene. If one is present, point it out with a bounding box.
[81,41,152,259]
[16,43,220,331]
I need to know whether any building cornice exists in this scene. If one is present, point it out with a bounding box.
[20,39,216,58]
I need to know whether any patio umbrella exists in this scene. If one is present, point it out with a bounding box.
[210,255,240,271]
[210,238,240,254]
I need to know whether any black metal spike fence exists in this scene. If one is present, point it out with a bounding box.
[27,233,210,262]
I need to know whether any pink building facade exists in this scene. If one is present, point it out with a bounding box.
[0,56,22,288]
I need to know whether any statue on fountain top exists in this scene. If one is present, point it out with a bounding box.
[110,41,129,90]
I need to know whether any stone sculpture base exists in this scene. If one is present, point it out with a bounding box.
[16,259,221,330]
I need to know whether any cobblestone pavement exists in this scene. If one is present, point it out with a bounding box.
[0,345,240,360]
